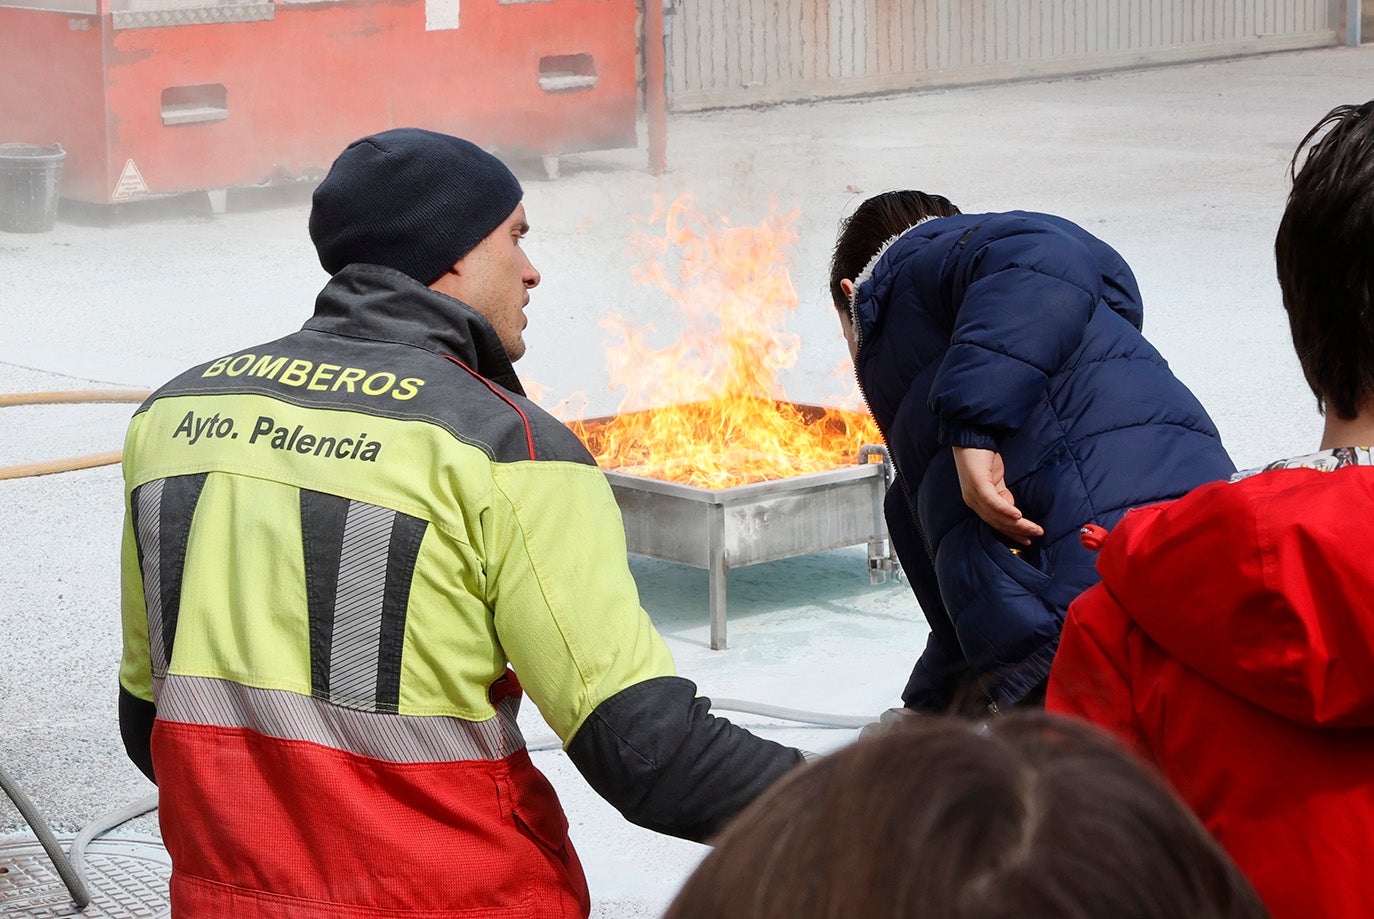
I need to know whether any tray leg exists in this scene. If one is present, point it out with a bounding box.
[709,503,727,650]
[868,537,889,584]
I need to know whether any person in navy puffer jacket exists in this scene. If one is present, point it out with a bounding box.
[830,191,1234,716]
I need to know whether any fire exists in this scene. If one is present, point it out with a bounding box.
[566,196,883,489]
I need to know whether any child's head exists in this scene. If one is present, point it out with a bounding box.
[829,191,961,313]
[663,713,1268,919]
[1274,100,1374,420]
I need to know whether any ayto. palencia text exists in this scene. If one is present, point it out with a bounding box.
[172,410,382,462]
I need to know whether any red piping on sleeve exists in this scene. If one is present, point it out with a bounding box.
[442,356,536,461]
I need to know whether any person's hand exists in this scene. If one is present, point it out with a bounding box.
[952,446,1043,546]
[858,706,921,742]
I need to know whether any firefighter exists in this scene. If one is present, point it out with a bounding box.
[118,128,804,918]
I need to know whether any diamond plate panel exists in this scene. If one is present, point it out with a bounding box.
[0,836,169,918]
[111,3,273,29]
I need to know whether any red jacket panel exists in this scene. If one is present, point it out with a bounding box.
[1047,464,1374,919]
[154,719,588,918]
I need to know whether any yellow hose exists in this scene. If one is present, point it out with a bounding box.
[0,389,151,480]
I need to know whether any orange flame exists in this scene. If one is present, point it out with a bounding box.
[567,196,883,489]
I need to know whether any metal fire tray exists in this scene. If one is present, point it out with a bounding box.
[591,413,899,648]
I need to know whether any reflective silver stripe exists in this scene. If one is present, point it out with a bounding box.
[329,502,393,709]
[156,674,527,763]
[135,479,167,676]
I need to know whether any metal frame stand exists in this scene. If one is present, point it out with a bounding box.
[695,445,899,651]
[707,502,729,649]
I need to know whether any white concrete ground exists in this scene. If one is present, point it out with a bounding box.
[2,44,1369,916]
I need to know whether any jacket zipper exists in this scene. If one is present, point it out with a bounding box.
[851,297,936,567]
[854,282,998,716]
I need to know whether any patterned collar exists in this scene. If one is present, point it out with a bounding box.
[1232,446,1374,482]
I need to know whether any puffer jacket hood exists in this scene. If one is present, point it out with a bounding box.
[1093,465,1374,728]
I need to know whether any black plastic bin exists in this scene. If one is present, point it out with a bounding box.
[0,143,66,233]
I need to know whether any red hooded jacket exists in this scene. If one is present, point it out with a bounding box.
[1047,457,1374,919]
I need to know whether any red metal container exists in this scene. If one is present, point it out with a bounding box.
[0,0,639,205]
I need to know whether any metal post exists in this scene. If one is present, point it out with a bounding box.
[867,471,888,584]
[1348,0,1362,46]
[645,0,668,174]
[859,444,897,581]
[708,502,727,649]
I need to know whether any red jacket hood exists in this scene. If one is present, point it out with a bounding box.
[1095,465,1374,728]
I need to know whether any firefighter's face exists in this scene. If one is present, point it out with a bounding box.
[441,203,539,362]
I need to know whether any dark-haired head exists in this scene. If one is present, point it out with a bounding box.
[1274,100,1374,420]
[829,191,961,312]
[663,713,1268,919]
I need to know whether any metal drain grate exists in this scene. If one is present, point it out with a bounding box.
[0,836,169,918]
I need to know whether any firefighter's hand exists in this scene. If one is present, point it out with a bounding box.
[952,446,1043,546]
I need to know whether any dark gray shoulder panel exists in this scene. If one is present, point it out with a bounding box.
[513,394,598,467]
[139,330,590,465]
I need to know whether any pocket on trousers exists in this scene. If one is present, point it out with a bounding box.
[506,763,575,867]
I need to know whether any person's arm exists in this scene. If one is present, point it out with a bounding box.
[928,219,1105,537]
[118,506,158,784]
[929,219,1103,443]
[488,461,802,842]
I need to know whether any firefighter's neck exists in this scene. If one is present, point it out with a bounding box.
[1319,402,1374,451]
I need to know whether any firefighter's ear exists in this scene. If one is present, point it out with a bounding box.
[427,261,464,296]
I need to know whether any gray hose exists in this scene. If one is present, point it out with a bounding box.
[523,698,872,754]
[0,763,91,908]
[68,791,159,890]
[709,698,872,729]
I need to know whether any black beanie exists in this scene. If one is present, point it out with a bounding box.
[309,128,524,285]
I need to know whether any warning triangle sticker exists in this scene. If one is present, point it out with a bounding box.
[112,159,150,201]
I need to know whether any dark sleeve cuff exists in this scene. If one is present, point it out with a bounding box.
[566,676,803,842]
[937,419,999,450]
[118,684,157,785]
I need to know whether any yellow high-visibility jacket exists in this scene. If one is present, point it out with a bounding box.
[118,263,802,918]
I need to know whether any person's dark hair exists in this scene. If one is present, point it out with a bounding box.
[1274,100,1374,420]
[663,713,1268,919]
[829,191,961,311]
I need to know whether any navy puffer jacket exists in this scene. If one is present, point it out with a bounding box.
[850,211,1234,712]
